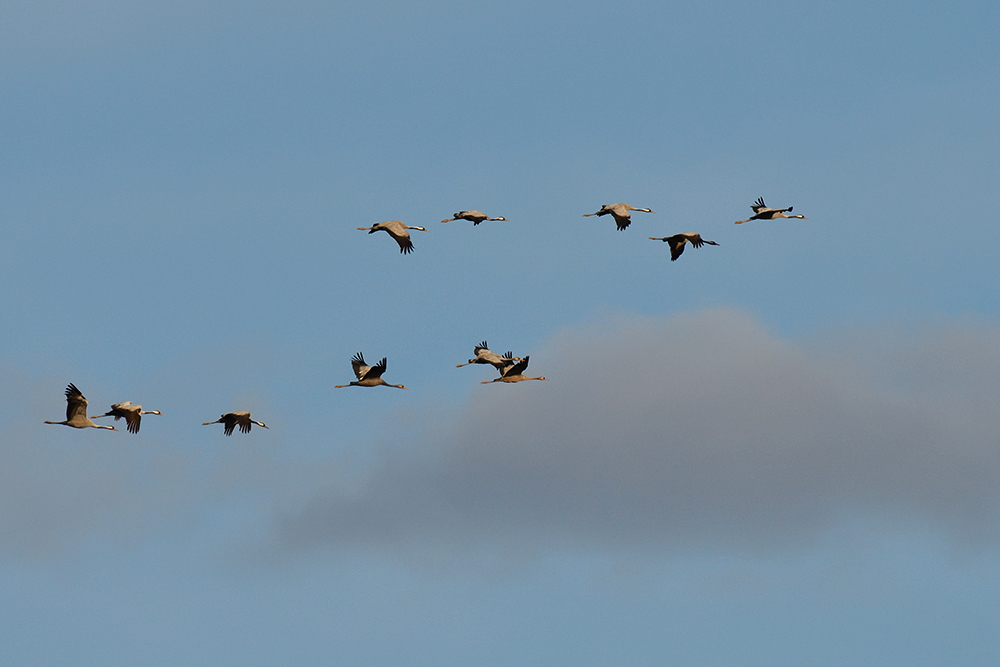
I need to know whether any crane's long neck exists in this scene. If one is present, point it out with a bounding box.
[379,379,408,389]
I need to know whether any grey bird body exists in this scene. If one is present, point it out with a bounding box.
[92,401,162,434]
[734,197,808,224]
[202,411,268,436]
[45,383,117,431]
[481,355,548,384]
[456,341,520,371]
[441,211,507,225]
[583,203,654,231]
[649,232,719,261]
[357,220,428,254]
[336,352,408,389]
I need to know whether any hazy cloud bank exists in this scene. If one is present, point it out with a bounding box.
[4,310,999,561]
[272,309,1000,555]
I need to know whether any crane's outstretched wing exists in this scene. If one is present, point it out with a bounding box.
[502,356,530,378]
[393,234,414,254]
[665,235,687,260]
[122,408,142,434]
[611,212,631,230]
[65,383,88,422]
[351,352,371,380]
[362,357,388,381]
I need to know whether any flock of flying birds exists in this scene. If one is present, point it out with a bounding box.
[44,197,806,435]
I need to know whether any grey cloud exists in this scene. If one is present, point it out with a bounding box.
[5,310,999,561]
[271,310,1000,555]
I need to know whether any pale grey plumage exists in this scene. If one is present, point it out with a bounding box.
[335,352,408,389]
[91,401,163,434]
[734,197,808,224]
[481,355,549,384]
[583,203,654,231]
[649,232,719,261]
[441,211,507,225]
[44,383,117,431]
[456,341,520,370]
[202,411,268,436]
[357,220,428,254]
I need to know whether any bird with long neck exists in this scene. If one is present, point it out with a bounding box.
[45,383,117,430]
[91,401,163,434]
[335,352,408,389]
[441,211,507,225]
[456,341,520,370]
[357,220,428,254]
[648,232,719,261]
[481,356,548,384]
[583,203,654,231]
[202,411,268,436]
[734,197,808,224]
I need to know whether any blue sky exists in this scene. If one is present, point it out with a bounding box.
[3,0,1000,664]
